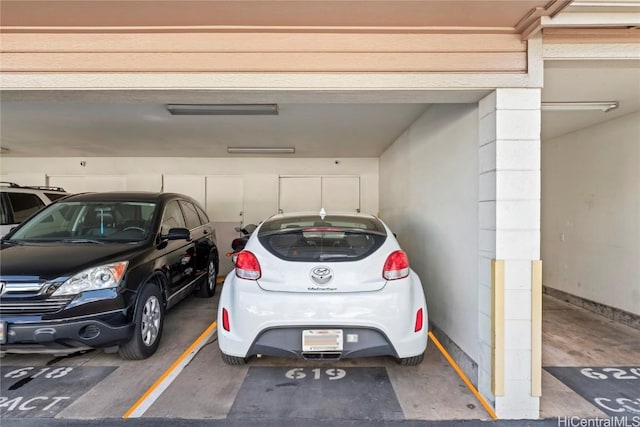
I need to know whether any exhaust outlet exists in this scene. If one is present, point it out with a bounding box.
[302,352,342,360]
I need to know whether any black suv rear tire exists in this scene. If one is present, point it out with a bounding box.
[198,249,219,298]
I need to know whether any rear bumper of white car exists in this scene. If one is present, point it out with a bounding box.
[217,271,428,360]
[247,326,400,360]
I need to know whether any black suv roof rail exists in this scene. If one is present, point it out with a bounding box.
[0,181,67,192]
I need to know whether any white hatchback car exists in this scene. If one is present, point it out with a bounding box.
[217,211,428,366]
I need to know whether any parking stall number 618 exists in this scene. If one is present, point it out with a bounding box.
[4,367,74,380]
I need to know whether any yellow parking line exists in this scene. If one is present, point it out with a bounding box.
[428,331,498,420]
[123,321,217,419]
[124,324,495,419]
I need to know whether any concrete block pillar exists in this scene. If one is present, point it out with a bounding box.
[478,88,541,419]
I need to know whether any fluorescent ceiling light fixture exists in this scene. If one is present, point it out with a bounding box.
[166,104,278,115]
[227,147,295,154]
[541,101,619,112]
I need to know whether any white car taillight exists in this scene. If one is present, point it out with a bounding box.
[235,250,261,280]
[222,308,230,331]
[415,308,424,332]
[382,250,409,280]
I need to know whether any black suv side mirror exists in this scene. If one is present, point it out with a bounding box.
[163,227,191,241]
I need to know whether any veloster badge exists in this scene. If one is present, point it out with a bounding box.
[310,266,333,285]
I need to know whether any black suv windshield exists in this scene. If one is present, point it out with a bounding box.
[9,201,157,243]
[258,215,387,262]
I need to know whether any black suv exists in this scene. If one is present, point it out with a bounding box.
[0,192,218,359]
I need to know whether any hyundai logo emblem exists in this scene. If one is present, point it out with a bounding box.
[0,281,6,297]
[310,266,333,285]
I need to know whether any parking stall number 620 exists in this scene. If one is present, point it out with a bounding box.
[580,367,640,380]
[4,367,74,380]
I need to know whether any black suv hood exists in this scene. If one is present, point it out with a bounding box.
[0,242,146,281]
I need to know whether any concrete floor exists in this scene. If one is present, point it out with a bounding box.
[1,290,638,425]
[539,294,640,419]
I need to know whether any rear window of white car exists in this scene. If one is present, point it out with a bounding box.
[258,215,387,262]
[7,193,45,223]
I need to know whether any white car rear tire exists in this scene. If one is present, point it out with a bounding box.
[221,352,247,365]
[397,352,424,366]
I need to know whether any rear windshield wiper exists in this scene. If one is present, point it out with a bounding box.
[61,238,104,244]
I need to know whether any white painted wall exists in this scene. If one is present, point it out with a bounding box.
[542,111,640,315]
[380,104,480,363]
[1,157,378,273]
[0,157,378,224]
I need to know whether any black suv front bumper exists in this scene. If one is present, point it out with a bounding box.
[1,314,134,354]
[0,288,136,354]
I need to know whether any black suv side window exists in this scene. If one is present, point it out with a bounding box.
[7,193,45,223]
[179,201,201,229]
[161,200,186,232]
[195,204,210,224]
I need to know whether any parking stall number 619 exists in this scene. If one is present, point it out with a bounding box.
[285,368,346,380]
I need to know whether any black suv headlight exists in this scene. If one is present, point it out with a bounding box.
[52,261,129,296]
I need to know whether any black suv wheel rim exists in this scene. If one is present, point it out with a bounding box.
[141,295,161,346]
[208,259,216,291]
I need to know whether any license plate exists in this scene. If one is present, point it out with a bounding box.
[0,321,6,344]
[302,329,343,352]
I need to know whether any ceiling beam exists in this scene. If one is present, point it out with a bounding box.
[541,12,640,27]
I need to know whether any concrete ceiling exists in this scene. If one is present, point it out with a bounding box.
[1,59,638,157]
[0,102,430,158]
[1,1,637,158]
[542,59,640,140]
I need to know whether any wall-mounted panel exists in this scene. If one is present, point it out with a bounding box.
[0,173,46,187]
[48,174,126,193]
[243,174,279,225]
[126,174,162,191]
[321,176,360,212]
[0,157,379,228]
[162,174,205,207]
[205,175,244,275]
[279,176,321,213]
[279,175,361,213]
[205,175,244,223]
